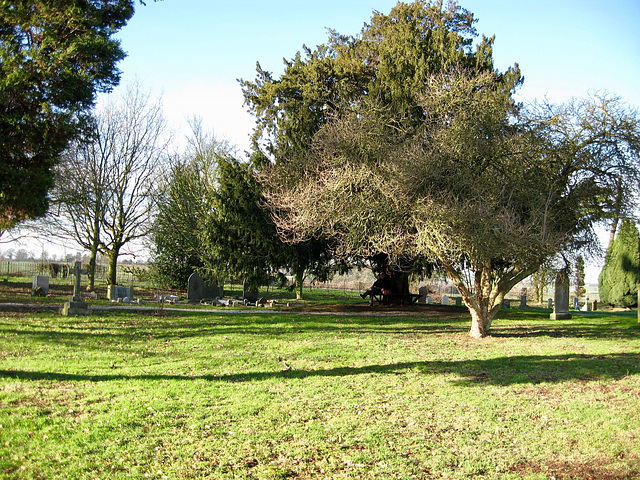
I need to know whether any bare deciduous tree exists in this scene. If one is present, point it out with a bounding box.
[44,83,170,288]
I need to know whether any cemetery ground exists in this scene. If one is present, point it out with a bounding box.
[0,282,639,479]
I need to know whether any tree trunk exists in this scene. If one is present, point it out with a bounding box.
[609,216,619,250]
[87,248,97,292]
[608,179,624,248]
[106,246,121,286]
[294,268,304,300]
[469,307,493,339]
[440,258,506,339]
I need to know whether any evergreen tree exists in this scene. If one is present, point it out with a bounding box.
[200,155,282,290]
[599,218,640,307]
[150,121,228,289]
[0,0,135,230]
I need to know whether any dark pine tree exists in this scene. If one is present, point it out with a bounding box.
[599,218,640,307]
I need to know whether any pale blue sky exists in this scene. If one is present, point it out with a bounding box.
[7,1,639,272]
[114,0,640,152]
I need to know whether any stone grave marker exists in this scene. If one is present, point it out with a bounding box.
[32,275,49,295]
[418,286,428,304]
[243,279,259,303]
[519,293,527,309]
[188,272,221,302]
[550,269,572,320]
[107,285,133,302]
[187,272,205,301]
[426,296,434,304]
[441,294,449,306]
[61,261,89,316]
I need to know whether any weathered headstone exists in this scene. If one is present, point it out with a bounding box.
[242,279,260,303]
[188,272,221,302]
[418,286,428,304]
[550,269,572,320]
[32,275,49,295]
[441,294,449,306]
[426,296,434,304]
[519,294,527,309]
[548,298,553,309]
[455,297,463,307]
[107,285,133,302]
[573,297,580,310]
[502,299,511,308]
[187,272,205,301]
[591,300,597,311]
[61,262,89,316]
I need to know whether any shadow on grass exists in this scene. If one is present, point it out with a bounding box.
[1,310,637,348]
[2,352,638,386]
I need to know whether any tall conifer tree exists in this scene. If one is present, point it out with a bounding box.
[599,218,640,307]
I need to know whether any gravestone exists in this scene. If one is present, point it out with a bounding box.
[61,262,89,316]
[107,285,133,302]
[550,269,572,320]
[441,294,449,306]
[426,296,434,304]
[187,272,204,301]
[242,279,259,303]
[591,300,597,311]
[417,286,428,304]
[548,298,554,309]
[573,297,580,310]
[455,297,463,307]
[519,294,527,309]
[188,272,222,302]
[32,275,49,295]
[502,299,511,308]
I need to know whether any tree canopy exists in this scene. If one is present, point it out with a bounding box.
[241,0,518,163]
[0,0,137,231]
[251,1,640,337]
[150,120,226,289]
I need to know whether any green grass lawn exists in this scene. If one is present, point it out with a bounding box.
[1,307,639,479]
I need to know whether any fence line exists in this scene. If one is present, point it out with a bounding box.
[0,260,141,285]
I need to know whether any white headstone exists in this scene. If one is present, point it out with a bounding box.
[426,296,434,304]
[441,294,449,306]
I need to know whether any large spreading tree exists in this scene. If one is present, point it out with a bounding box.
[0,0,136,231]
[253,1,640,338]
[242,0,510,299]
